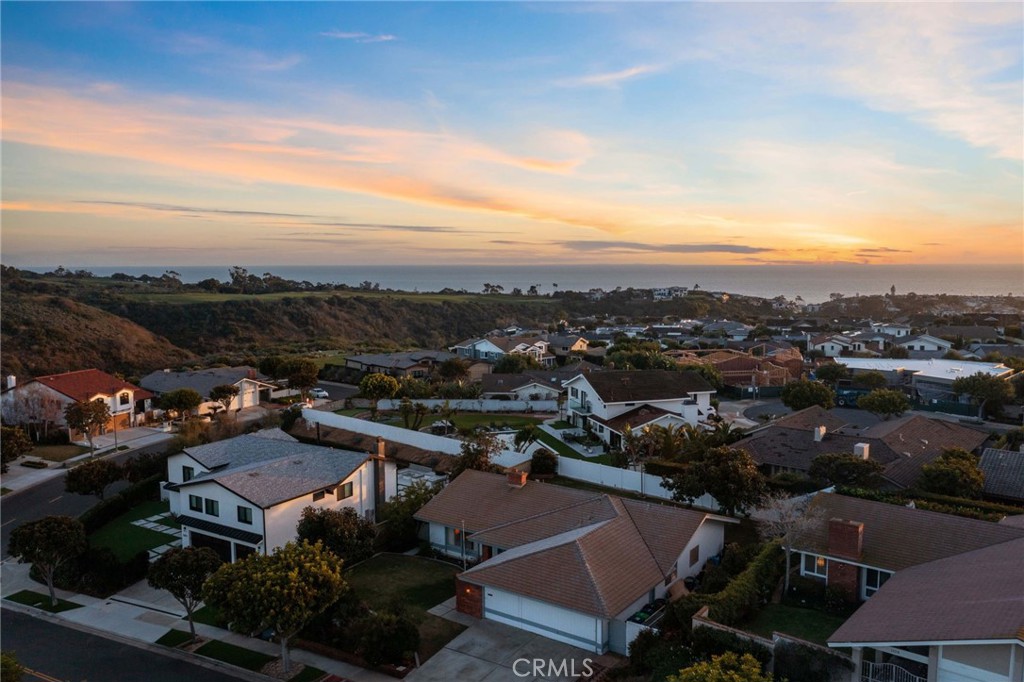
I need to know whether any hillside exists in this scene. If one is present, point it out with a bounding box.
[0,294,195,378]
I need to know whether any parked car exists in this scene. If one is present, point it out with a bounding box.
[309,388,330,399]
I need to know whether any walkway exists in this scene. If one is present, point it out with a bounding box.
[131,511,183,559]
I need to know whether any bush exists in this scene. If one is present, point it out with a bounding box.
[78,473,161,534]
[627,630,695,680]
[530,448,558,476]
[349,610,420,666]
[785,576,826,606]
[690,627,772,668]
[767,473,822,496]
[773,638,853,682]
[823,585,854,615]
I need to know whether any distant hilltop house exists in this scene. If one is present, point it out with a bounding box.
[164,431,397,563]
[450,334,567,367]
[342,350,456,379]
[139,366,275,416]
[564,370,716,449]
[414,469,736,655]
[735,405,989,488]
[652,286,688,301]
[0,369,154,442]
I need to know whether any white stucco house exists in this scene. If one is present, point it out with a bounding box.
[415,469,735,654]
[893,334,953,353]
[164,431,397,562]
[563,370,716,449]
[140,366,276,416]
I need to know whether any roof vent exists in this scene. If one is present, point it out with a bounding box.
[813,425,826,442]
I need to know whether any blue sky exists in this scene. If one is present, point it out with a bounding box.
[2,2,1021,267]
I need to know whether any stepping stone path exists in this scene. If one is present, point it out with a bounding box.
[131,513,182,561]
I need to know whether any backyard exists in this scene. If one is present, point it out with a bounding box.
[742,603,849,646]
[345,553,465,660]
[88,499,180,561]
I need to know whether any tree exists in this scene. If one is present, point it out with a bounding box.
[852,371,887,391]
[377,480,441,550]
[1,426,33,473]
[159,388,203,422]
[756,492,823,593]
[450,432,502,479]
[63,399,112,454]
[64,458,124,500]
[209,384,239,415]
[351,609,421,666]
[147,546,223,642]
[667,652,773,682]
[513,425,539,453]
[8,516,87,607]
[296,506,376,565]
[493,353,542,374]
[621,425,663,468]
[857,389,910,420]
[663,447,767,516]
[952,372,1014,419]
[780,380,835,411]
[436,358,469,382]
[279,358,320,398]
[530,447,558,476]
[359,373,400,418]
[813,363,849,386]
[203,540,346,674]
[918,448,985,498]
[681,364,724,390]
[1,651,23,682]
[808,453,885,488]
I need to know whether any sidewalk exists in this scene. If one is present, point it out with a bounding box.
[1,428,173,496]
[0,560,395,682]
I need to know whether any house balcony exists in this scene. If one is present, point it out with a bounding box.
[862,661,926,682]
[568,400,592,415]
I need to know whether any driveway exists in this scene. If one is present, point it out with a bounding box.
[408,615,610,682]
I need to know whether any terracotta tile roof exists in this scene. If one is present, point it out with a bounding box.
[468,496,620,549]
[979,448,1024,503]
[575,370,714,404]
[34,369,153,402]
[789,493,1024,572]
[869,416,989,488]
[828,538,1024,645]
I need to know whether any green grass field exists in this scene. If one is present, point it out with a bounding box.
[88,500,178,561]
[29,444,89,462]
[155,629,194,647]
[743,604,848,646]
[195,640,274,671]
[4,589,83,613]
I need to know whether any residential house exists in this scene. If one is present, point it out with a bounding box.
[544,334,589,358]
[702,320,754,341]
[961,343,1024,361]
[869,322,911,338]
[790,492,1024,603]
[1,369,153,441]
[839,358,1015,402]
[479,373,561,401]
[926,325,1002,343]
[450,336,556,366]
[415,469,735,654]
[978,448,1024,505]
[735,406,989,488]
[343,350,456,378]
[893,334,953,354]
[564,370,716,448]
[809,334,856,358]
[827,537,1024,682]
[164,431,397,562]
[140,366,275,416]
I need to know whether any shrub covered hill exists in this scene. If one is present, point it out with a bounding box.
[0,265,770,377]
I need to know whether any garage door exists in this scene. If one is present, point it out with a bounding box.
[190,532,232,563]
[482,588,604,653]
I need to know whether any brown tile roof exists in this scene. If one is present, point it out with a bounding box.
[460,494,711,618]
[790,493,1024,572]
[468,496,620,549]
[828,538,1024,645]
[287,422,456,473]
[575,370,714,404]
[869,416,989,487]
[772,406,849,432]
[34,369,153,402]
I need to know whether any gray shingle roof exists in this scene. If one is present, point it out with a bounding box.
[980,448,1024,503]
[575,370,714,403]
[139,366,271,399]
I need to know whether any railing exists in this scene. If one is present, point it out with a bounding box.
[568,401,592,415]
[862,661,926,682]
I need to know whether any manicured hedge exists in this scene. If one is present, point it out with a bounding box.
[79,473,162,534]
[836,486,1023,522]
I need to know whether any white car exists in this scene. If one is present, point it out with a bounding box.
[309,388,330,399]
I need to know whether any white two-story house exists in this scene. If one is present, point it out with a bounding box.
[563,370,716,449]
[164,431,397,562]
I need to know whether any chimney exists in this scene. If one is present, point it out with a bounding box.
[247,368,257,379]
[828,518,864,561]
[854,443,870,460]
[376,436,387,460]
[813,425,826,442]
[507,469,527,488]
[4,375,15,391]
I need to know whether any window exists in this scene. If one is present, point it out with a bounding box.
[312,490,326,502]
[182,466,194,482]
[336,482,353,500]
[119,392,130,406]
[205,499,219,517]
[862,568,892,599]
[237,506,253,525]
[802,553,828,579]
[188,495,202,512]
[689,545,700,567]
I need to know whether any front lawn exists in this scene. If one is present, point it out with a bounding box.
[4,589,83,613]
[743,604,848,646]
[29,444,89,462]
[88,499,179,561]
[195,640,274,671]
[155,629,194,648]
[345,554,464,660]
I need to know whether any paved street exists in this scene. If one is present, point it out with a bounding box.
[317,380,360,401]
[2,610,246,682]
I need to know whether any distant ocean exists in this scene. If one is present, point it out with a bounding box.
[25,263,1023,304]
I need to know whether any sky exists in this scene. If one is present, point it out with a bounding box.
[1,1,1022,268]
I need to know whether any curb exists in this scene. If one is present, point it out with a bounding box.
[1,600,273,682]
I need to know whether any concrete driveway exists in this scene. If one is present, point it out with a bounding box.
[408,617,609,682]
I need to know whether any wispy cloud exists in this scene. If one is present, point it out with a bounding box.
[555,241,774,254]
[558,63,662,88]
[166,33,302,72]
[321,30,396,44]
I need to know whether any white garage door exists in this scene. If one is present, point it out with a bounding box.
[482,588,605,653]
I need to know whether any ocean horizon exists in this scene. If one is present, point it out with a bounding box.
[20,263,1023,304]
